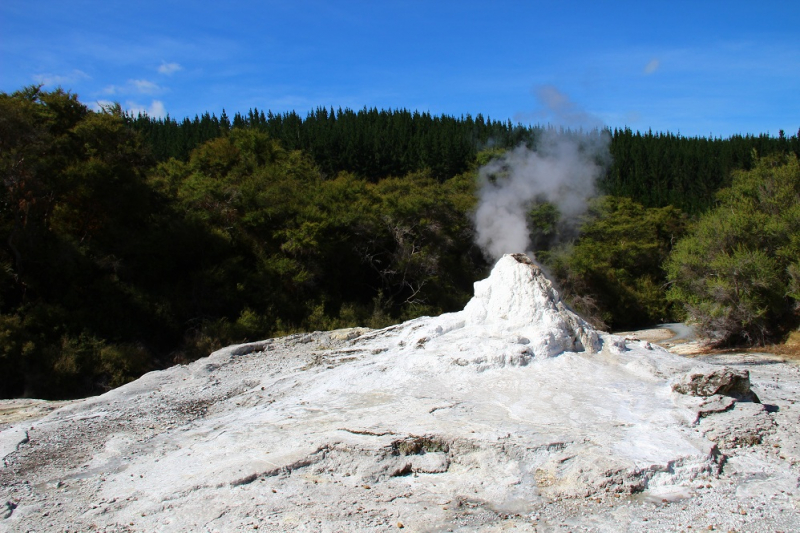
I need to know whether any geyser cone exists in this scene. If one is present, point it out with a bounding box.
[386,253,604,371]
[460,253,601,357]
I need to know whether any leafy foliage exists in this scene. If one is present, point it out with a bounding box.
[666,153,800,345]
[543,197,687,329]
[1,86,160,397]
[1,90,488,398]
[128,107,523,181]
[2,85,797,398]
[128,112,800,214]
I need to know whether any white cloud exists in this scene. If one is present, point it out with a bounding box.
[158,61,182,75]
[644,58,660,75]
[124,99,167,118]
[149,100,167,117]
[102,79,162,96]
[33,69,90,87]
[131,79,161,94]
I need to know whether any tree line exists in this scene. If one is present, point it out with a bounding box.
[2,86,798,400]
[127,108,800,214]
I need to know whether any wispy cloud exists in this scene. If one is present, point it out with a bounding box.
[131,79,161,94]
[102,79,163,96]
[124,99,167,118]
[158,61,182,75]
[643,58,660,75]
[33,69,90,87]
[91,98,166,118]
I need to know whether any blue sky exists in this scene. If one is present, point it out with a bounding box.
[2,1,798,137]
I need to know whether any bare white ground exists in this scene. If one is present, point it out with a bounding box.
[2,255,798,532]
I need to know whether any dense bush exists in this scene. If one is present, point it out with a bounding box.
[0,88,486,398]
[130,111,800,214]
[666,153,800,345]
[1,87,162,397]
[542,197,687,330]
[2,85,796,399]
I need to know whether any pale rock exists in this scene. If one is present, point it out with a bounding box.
[672,368,759,402]
[699,402,774,450]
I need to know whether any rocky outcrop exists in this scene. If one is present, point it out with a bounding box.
[672,368,760,402]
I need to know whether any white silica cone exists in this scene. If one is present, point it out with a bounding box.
[399,253,602,365]
[462,253,601,357]
[464,254,560,326]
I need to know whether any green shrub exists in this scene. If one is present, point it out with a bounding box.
[544,196,687,329]
[666,153,800,345]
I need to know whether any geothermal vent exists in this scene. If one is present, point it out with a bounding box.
[462,253,601,355]
[389,253,604,369]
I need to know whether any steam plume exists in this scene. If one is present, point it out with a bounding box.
[473,128,610,261]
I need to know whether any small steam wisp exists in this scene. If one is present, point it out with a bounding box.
[473,129,610,261]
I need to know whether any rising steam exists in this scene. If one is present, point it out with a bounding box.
[473,128,610,261]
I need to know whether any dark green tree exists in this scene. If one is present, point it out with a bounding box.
[546,196,687,330]
[1,86,159,397]
[666,153,800,345]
